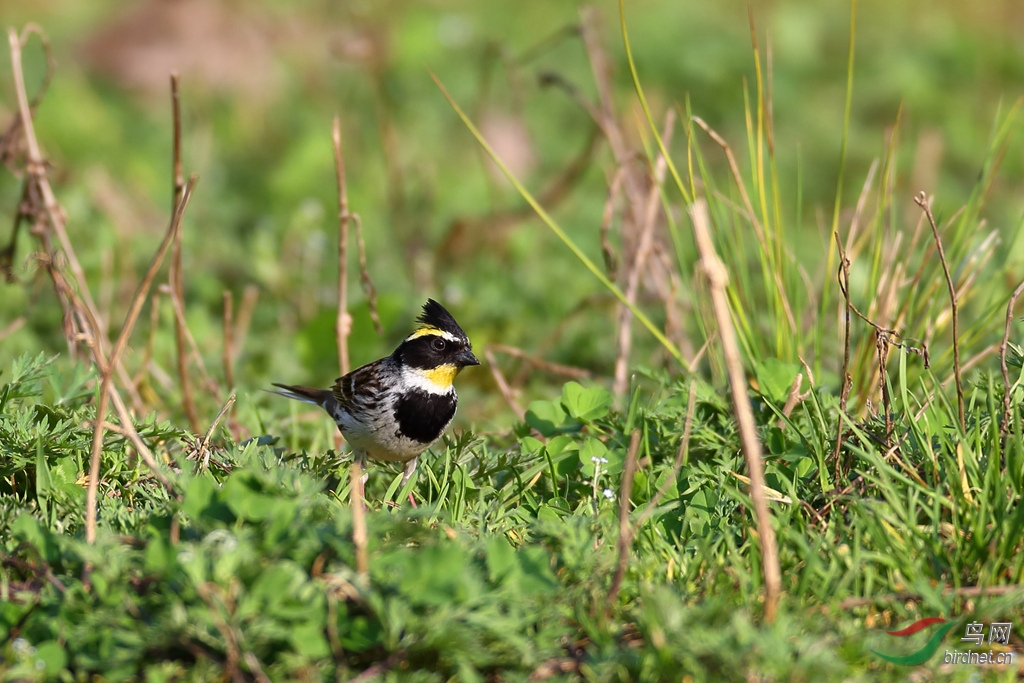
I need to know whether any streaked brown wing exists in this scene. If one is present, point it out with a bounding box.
[331,359,387,416]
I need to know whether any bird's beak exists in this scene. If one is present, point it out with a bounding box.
[458,349,481,367]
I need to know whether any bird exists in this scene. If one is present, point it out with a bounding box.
[271,299,479,503]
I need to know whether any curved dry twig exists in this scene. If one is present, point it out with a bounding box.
[1000,280,1024,436]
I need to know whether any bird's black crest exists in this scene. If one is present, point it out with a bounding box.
[417,299,467,339]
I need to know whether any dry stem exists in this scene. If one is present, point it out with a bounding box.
[489,343,592,380]
[635,382,698,527]
[7,27,144,413]
[605,384,697,611]
[999,280,1024,436]
[599,167,625,278]
[161,284,221,395]
[612,110,674,398]
[0,317,25,341]
[483,347,525,419]
[691,115,795,332]
[8,27,185,547]
[688,199,780,622]
[838,584,1024,610]
[353,214,381,334]
[86,178,196,544]
[233,285,259,362]
[914,191,964,429]
[607,430,640,607]
[350,458,369,577]
[222,290,235,389]
[196,393,236,474]
[333,115,352,375]
[168,74,200,433]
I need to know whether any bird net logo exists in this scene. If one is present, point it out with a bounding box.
[870,617,1016,666]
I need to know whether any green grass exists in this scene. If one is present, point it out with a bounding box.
[3,350,1024,680]
[3,0,1024,680]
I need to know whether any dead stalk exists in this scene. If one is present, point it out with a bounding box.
[136,289,161,387]
[489,343,592,380]
[8,27,99,332]
[876,333,892,449]
[353,214,381,334]
[607,430,640,608]
[86,178,196,544]
[914,192,964,429]
[0,317,25,341]
[171,74,185,203]
[778,372,808,426]
[941,343,997,390]
[222,290,235,389]
[691,115,795,332]
[580,7,682,383]
[197,393,236,474]
[168,74,200,433]
[9,27,188,546]
[483,347,525,420]
[37,256,173,496]
[233,285,259,360]
[613,111,674,399]
[8,27,144,413]
[999,281,1024,435]
[162,285,221,395]
[845,159,879,253]
[838,584,1024,610]
[688,199,780,622]
[599,167,626,278]
[635,382,698,527]
[333,115,352,375]
[350,459,369,577]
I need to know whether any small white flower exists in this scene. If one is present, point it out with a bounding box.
[590,456,608,465]
[603,488,615,499]
[12,638,30,656]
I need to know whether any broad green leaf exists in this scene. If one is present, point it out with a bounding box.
[578,438,623,476]
[545,434,579,457]
[524,399,568,436]
[485,535,516,582]
[292,622,331,658]
[515,546,558,595]
[754,358,800,403]
[561,381,613,422]
[33,640,68,672]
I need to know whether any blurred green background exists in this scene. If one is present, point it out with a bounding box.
[2,0,1023,433]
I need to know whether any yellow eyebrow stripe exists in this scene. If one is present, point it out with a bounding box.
[407,326,461,342]
[407,326,444,340]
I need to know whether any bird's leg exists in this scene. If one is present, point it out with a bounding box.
[401,457,418,508]
[354,451,368,508]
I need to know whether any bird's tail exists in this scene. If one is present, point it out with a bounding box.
[269,383,335,411]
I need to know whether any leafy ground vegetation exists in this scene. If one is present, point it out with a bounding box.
[3,0,1024,680]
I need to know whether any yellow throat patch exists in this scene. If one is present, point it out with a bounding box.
[421,363,459,389]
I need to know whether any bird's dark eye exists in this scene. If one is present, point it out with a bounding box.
[431,337,446,351]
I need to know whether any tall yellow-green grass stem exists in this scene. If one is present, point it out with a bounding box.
[431,73,687,370]
[817,0,858,376]
[619,0,691,208]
